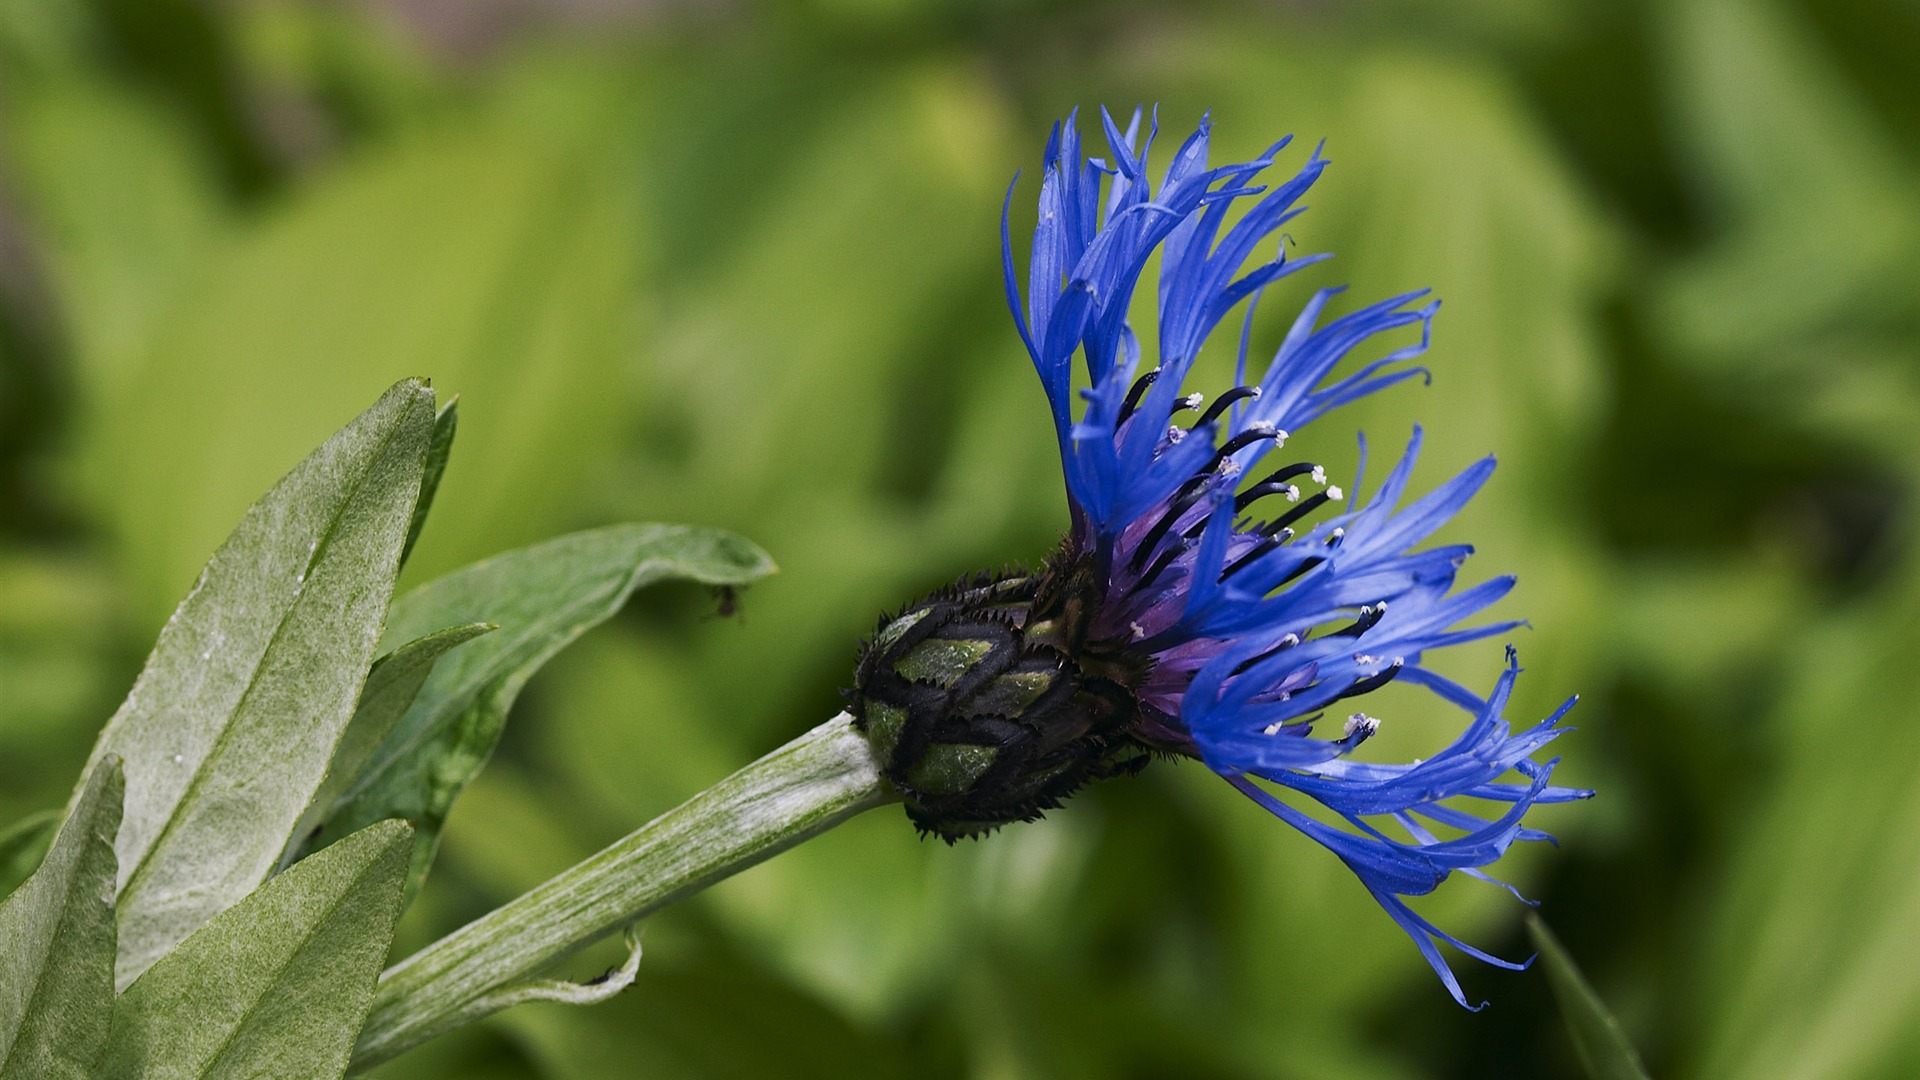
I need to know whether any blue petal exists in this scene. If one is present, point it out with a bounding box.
[1003,111,1584,1007]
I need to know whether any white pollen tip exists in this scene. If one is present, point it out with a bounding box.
[1185,392,1204,408]
[1263,721,1288,736]
[1167,425,1186,444]
[1310,465,1327,485]
[1129,621,1147,639]
[1280,633,1300,647]
[1248,386,1263,398]
[1326,485,1344,501]
[1344,713,1380,739]
[1283,485,1300,502]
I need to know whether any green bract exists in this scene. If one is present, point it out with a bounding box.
[849,565,1150,841]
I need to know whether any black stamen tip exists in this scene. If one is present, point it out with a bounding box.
[1232,632,1302,676]
[1206,426,1281,472]
[1117,369,1161,424]
[1266,491,1331,535]
[1131,541,1189,595]
[1335,660,1403,701]
[1131,477,1214,572]
[1221,535,1283,580]
[1277,555,1324,586]
[1328,603,1387,639]
[1196,385,1260,428]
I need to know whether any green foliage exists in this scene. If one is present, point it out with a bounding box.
[0,375,779,1078]
[287,622,499,870]
[403,397,461,570]
[0,812,58,899]
[101,820,412,1080]
[1528,914,1653,1080]
[72,56,644,624]
[295,523,777,900]
[0,757,121,1080]
[4,0,1919,1076]
[82,379,433,988]
[503,957,910,1080]
[1690,564,1920,1080]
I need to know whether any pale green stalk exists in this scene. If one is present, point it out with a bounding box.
[349,713,891,1071]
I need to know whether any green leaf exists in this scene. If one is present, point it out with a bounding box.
[1525,914,1652,1080]
[0,757,122,1080]
[284,623,496,870]
[102,819,412,1080]
[296,524,775,899]
[501,954,909,1080]
[0,82,225,402]
[77,380,434,987]
[83,60,644,626]
[1654,0,1920,368]
[0,812,59,900]
[1691,568,1920,1080]
[401,397,458,570]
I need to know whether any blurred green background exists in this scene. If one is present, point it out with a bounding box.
[3,0,1918,1076]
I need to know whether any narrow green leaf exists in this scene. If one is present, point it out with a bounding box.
[77,380,434,987]
[432,925,643,1039]
[0,757,122,1080]
[500,950,909,1080]
[401,397,458,570]
[1525,914,1652,1080]
[85,64,643,625]
[284,622,496,868]
[103,819,412,1080]
[351,714,884,1069]
[298,524,775,898]
[1,83,224,404]
[0,812,59,899]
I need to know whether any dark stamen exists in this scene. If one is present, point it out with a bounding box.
[1116,369,1160,425]
[1264,491,1331,535]
[1234,463,1321,513]
[1234,481,1297,513]
[1130,474,1214,572]
[1130,541,1189,595]
[1231,632,1302,676]
[1334,661,1403,701]
[1203,426,1282,475]
[1220,535,1283,580]
[1264,462,1321,483]
[1184,465,1308,544]
[1196,385,1261,428]
[1327,603,1387,638]
[1277,555,1324,586]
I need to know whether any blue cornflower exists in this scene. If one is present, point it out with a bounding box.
[851,108,1589,1008]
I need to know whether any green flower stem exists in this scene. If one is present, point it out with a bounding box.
[349,712,892,1071]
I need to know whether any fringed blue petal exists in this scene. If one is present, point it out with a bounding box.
[1001,109,1585,1008]
[1200,651,1579,1006]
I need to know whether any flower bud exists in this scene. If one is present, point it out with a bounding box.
[848,565,1148,841]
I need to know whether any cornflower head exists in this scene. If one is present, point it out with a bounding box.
[847,108,1590,1008]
